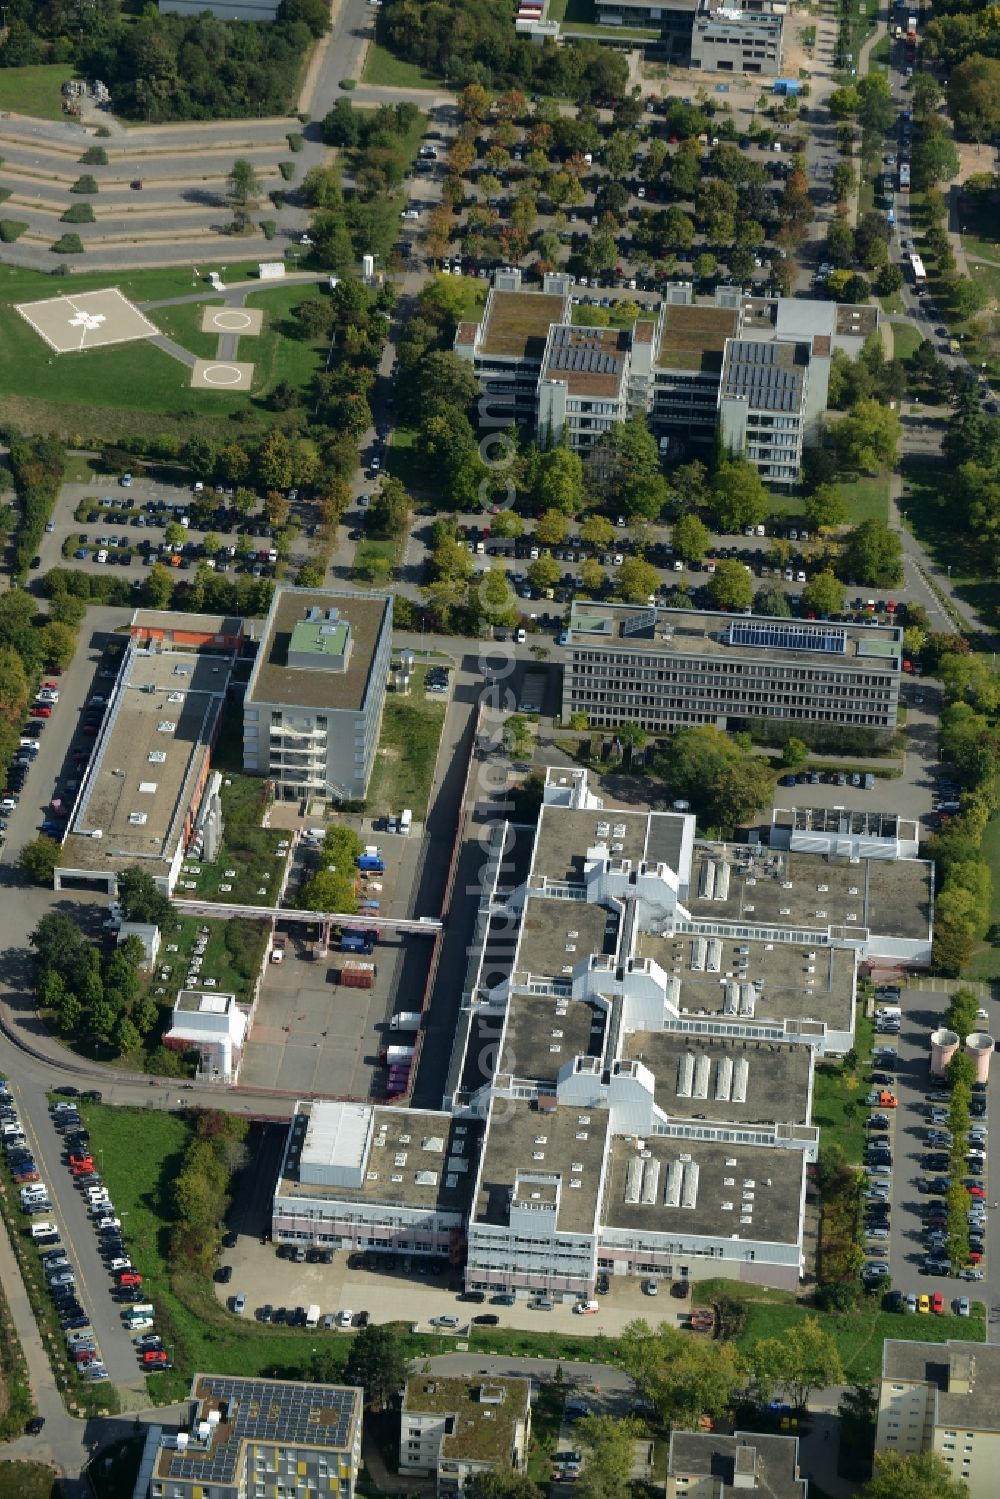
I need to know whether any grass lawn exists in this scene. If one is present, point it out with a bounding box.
[0,63,77,120]
[812,1004,873,1163]
[0,264,322,441]
[832,471,890,525]
[353,535,399,582]
[362,45,439,89]
[879,291,905,316]
[180,773,289,908]
[366,667,446,820]
[150,300,226,361]
[385,426,424,491]
[0,1464,60,1499]
[890,319,921,361]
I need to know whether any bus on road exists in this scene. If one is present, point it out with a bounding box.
[909,252,926,286]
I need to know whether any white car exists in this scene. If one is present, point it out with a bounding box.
[338,1309,354,1327]
[400,208,420,221]
[515,628,526,644]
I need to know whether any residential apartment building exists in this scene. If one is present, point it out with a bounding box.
[667,1430,808,1499]
[243,586,392,803]
[561,602,903,735]
[131,1373,363,1499]
[400,1376,532,1496]
[876,1340,1000,1496]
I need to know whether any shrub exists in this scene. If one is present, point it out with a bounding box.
[339,77,356,89]
[269,190,287,209]
[260,219,277,240]
[51,233,85,254]
[9,435,65,581]
[286,132,304,152]
[0,188,10,204]
[70,174,99,194]
[79,145,108,165]
[95,125,112,137]
[278,160,295,180]
[0,220,28,243]
[61,203,95,223]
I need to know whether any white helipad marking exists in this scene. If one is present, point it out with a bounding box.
[211,310,253,331]
[201,364,244,386]
[68,310,107,332]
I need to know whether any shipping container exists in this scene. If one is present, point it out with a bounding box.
[339,960,376,989]
[381,1044,415,1065]
[390,1011,422,1031]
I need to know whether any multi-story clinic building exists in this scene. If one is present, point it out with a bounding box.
[876,1341,1000,1497]
[243,586,392,803]
[400,1375,532,1496]
[131,1373,363,1499]
[456,276,876,482]
[561,603,903,735]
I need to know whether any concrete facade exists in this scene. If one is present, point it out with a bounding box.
[876,1341,1000,1497]
[400,1376,532,1496]
[243,586,392,803]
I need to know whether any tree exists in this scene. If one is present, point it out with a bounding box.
[840,519,903,586]
[672,513,711,563]
[801,569,845,616]
[574,1415,640,1499]
[478,569,517,625]
[534,448,585,515]
[754,586,791,617]
[579,559,607,596]
[581,515,615,550]
[368,477,412,540]
[707,560,753,611]
[39,620,77,671]
[535,509,569,547]
[710,460,769,532]
[912,133,960,190]
[746,1317,844,1411]
[227,158,262,231]
[617,556,660,603]
[804,485,849,531]
[861,1451,969,1499]
[585,419,659,504]
[619,1318,742,1429]
[117,867,173,928]
[458,83,492,122]
[947,56,1000,142]
[835,399,902,473]
[19,836,63,885]
[528,554,559,592]
[31,911,87,983]
[164,520,186,549]
[343,1323,409,1411]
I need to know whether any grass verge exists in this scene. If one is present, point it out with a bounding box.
[889,319,921,362]
[0,1462,60,1499]
[366,667,447,820]
[900,454,1000,625]
[812,1004,874,1163]
[0,63,77,119]
[361,45,439,89]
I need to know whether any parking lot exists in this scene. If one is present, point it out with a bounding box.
[31,474,307,589]
[860,984,998,1327]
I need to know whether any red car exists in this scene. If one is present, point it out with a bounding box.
[142,1349,167,1365]
[931,1292,945,1314]
[968,1251,984,1263]
[70,1161,95,1176]
[967,1185,986,1199]
[117,1271,142,1287]
[30,707,52,719]
[82,724,98,736]
[42,680,59,690]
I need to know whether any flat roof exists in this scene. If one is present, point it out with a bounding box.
[604,1135,804,1247]
[501,993,607,1087]
[530,803,689,881]
[567,602,903,669]
[276,1103,480,1218]
[835,303,879,338]
[541,324,630,397]
[175,989,237,1014]
[514,894,615,980]
[721,338,807,412]
[403,1376,530,1464]
[619,1033,813,1127]
[246,586,390,713]
[774,807,912,840]
[881,1341,1000,1431]
[130,608,243,641]
[668,1430,806,1499]
[61,644,229,876]
[687,842,932,941]
[635,929,856,1036]
[657,303,738,372]
[289,616,350,659]
[154,1374,361,1484]
[479,290,568,361]
[474,1099,609,1236]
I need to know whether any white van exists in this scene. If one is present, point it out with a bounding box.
[399,809,412,835]
[306,1304,321,1329]
[31,1221,59,1239]
[96,549,108,564]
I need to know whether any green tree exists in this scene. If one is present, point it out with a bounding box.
[581,514,615,550]
[39,620,77,671]
[782,737,809,769]
[840,519,903,586]
[368,477,412,539]
[707,559,753,611]
[912,132,960,190]
[466,1474,542,1499]
[746,1317,845,1411]
[478,569,517,625]
[575,1414,640,1499]
[710,459,769,532]
[754,586,792,617]
[579,559,607,596]
[672,513,711,563]
[117,867,173,928]
[535,509,569,547]
[227,158,262,231]
[30,911,86,982]
[19,836,63,885]
[834,399,902,473]
[801,569,845,616]
[945,987,981,1040]
[619,1318,742,1429]
[534,448,585,515]
[947,56,1000,142]
[804,485,849,531]
[861,1451,968,1499]
[617,556,660,602]
[528,554,560,592]
[301,867,357,915]
[491,510,524,539]
[343,1323,409,1411]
